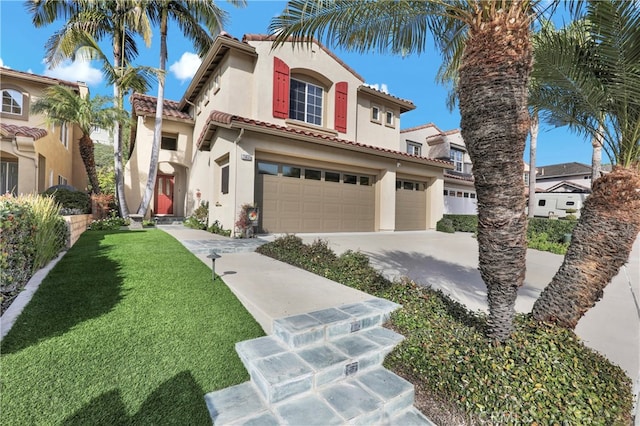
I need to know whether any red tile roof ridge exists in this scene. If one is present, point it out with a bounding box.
[131,92,191,120]
[202,110,452,167]
[0,66,80,88]
[401,123,440,133]
[1,123,48,140]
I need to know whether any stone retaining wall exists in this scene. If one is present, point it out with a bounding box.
[63,214,93,248]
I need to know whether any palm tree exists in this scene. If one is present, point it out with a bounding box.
[271,0,543,342]
[28,0,154,217]
[530,0,640,328]
[31,86,125,194]
[136,0,244,217]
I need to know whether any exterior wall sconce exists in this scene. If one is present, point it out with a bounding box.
[207,252,221,281]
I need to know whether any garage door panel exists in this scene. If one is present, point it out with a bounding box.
[396,188,427,231]
[257,164,375,233]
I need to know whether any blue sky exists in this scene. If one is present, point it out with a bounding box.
[0,0,594,166]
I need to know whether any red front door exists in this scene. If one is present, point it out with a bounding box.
[155,174,174,215]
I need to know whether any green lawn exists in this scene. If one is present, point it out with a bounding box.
[1,229,264,425]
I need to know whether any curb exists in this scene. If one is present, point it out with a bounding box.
[0,251,67,341]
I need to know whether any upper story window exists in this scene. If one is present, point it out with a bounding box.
[371,105,381,123]
[289,78,323,126]
[161,135,177,151]
[385,110,395,127]
[450,148,464,172]
[60,122,69,148]
[2,88,25,117]
[407,141,422,156]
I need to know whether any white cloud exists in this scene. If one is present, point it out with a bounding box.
[169,52,201,83]
[0,58,4,67]
[43,59,102,85]
[364,83,389,94]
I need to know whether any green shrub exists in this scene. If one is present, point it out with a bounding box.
[527,232,569,255]
[443,214,478,232]
[184,201,209,230]
[384,282,632,425]
[1,196,37,308]
[41,188,90,214]
[436,218,455,233]
[527,217,577,243]
[258,236,633,424]
[207,220,231,237]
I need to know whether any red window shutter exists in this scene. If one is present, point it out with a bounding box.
[273,57,290,119]
[334,81,348,133]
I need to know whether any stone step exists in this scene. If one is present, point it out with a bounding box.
[236,327,404,404]
[204,367,430,425]
[272,298,401,349]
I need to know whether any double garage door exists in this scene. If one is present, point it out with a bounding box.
[256,161,375,233]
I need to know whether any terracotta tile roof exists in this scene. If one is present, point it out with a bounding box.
[357,85,415,112]
[444,170,474,183]
[1,123,48,140]
[131,93,192,121]
[243,34,365,82]
[198,110,453,168]
[0,66,80,88]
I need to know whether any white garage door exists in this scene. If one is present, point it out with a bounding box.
[256,161,375,233]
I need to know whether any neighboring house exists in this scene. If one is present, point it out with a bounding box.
[401,124,477,215]
[125,33,453,234]
[535,162,594,193]
[90,127,112,146]
[0,67,88,195]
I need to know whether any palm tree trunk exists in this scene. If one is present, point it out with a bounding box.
[137,7,168,216]
[591,124,603,187]
[113,34,129,217]
[78,134,101,194]
[532,167,640,328]
[457,6,532,342]
[528,112,538,217]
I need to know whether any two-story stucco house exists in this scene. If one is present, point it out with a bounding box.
[1,67,88,195]
[401,124,477,215]
[125,34,453,234]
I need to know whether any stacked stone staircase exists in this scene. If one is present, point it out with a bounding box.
[204,298,433,425]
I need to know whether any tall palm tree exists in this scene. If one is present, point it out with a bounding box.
[28,0,154,217]
[530,0,640,328]
[271,0,543,342]
[137,0,244,217]
[31,86,125,194]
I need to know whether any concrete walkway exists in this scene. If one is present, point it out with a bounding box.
[284,230,640,395]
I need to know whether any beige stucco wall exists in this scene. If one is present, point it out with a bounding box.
[356,95,403,151]
[191,127,445,234]
[1,72,86,194]
[124,115,194,216]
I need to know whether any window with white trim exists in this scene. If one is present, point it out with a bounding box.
[58,175,68,186]
[289,78,323,126]
[450,148,464,172]
[60,122,69,148]
[407,141,422,156]
[1,160,18,195]
[385,110,395,127]
[371,105,381,123]
[2,89,22,115]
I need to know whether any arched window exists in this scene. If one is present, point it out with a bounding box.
[2,88,23,115]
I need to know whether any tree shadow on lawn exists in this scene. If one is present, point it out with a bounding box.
[1,231,125,354]
[363,249,543,314]
[62,370,209,426]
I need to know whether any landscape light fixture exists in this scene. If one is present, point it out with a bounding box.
[207,252,221,281]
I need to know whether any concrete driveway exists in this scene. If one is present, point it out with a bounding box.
[281,231,639,391]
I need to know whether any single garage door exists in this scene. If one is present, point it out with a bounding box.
[395,179,427,231]
[256,161,375,233]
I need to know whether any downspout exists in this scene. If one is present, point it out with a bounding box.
[232,128,245,237]
[11,137,38,194]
